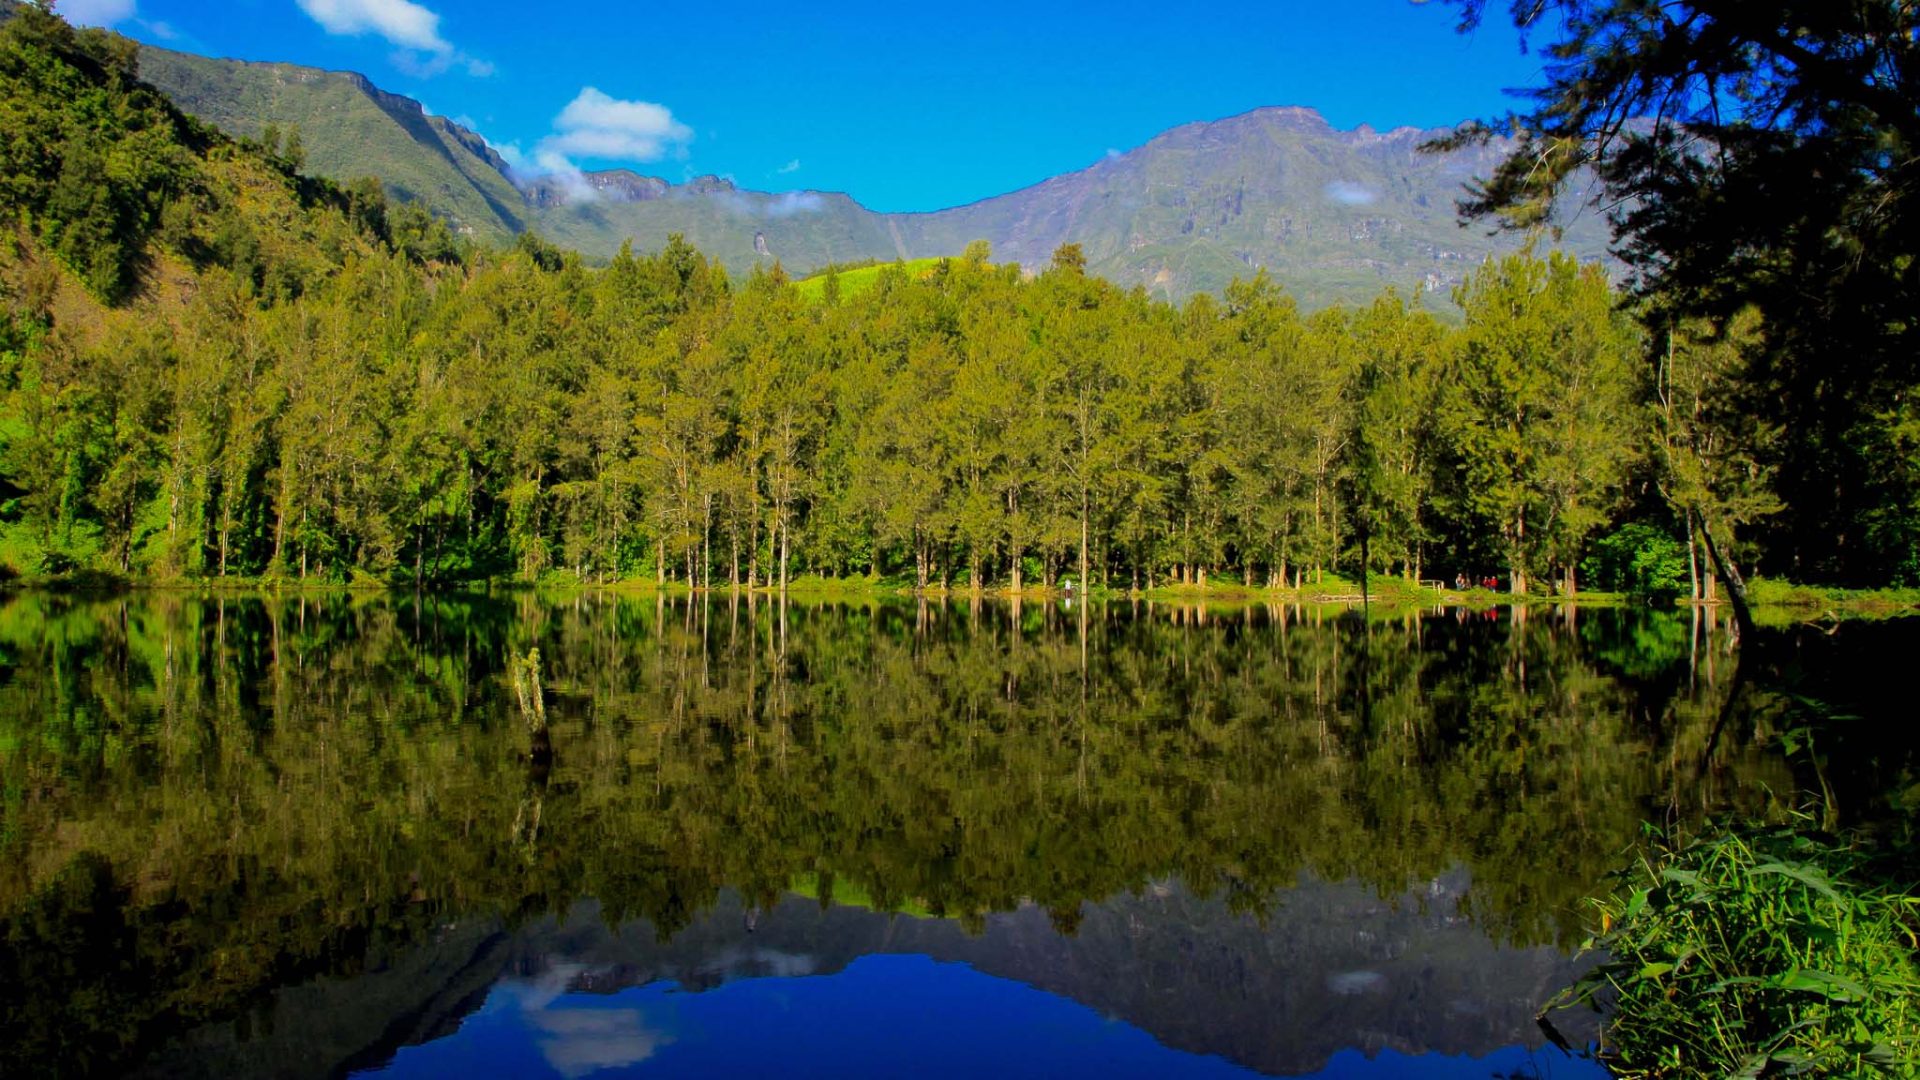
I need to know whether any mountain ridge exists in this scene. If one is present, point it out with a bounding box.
[119,37,1611,306]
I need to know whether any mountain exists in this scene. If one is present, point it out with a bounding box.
[895,106,1614,308]
[127,44,1613,307]
[132,44,528,244]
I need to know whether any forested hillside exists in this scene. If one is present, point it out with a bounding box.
[134,42,527,245]
[0,4,1899,592]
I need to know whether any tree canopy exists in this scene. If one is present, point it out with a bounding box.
[2,2,1911,594]
[1430,0,1920,584]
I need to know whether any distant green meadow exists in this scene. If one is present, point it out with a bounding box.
[793,258,952,301]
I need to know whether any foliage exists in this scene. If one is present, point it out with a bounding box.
[1546,824,1920,1078]
[1582,521,1689,598]
[0,3,190,299]
[1433,0,1920,585]
[1443,249,1643,594]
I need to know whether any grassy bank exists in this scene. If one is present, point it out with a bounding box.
[1747,577,1920,624]
[17,568,1920,618]
[1544,823,1920,1077]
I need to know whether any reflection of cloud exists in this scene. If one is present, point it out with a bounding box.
[535,1008,666,1079]
[705,945,819,978]
[495,964,673,1078]
[1324,180,1378,206]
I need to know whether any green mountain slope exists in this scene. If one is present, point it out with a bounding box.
[133,45,526,244]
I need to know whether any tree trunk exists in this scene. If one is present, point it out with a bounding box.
[1697,512,1756,642]
[1685,508,1701,602]
[1079,488,1090,587]
[1511,514,1526,596]
[747,498,760,589]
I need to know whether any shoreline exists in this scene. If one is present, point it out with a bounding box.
[7,573,1914,617]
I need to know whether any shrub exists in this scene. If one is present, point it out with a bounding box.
[1544,824,1920,1077]
[1583,521,1691,598]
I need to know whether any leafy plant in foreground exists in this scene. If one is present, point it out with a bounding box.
[1544,824,1920,1077]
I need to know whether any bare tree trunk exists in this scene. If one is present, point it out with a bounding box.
[1079,488,1089,587]
[1685,507,1701,602]
[1697,512,1756,642]
[1510,515,1526,596]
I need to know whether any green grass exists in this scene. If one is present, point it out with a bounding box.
[792,258,950,302]
[1747,577,1920,621]
[790,872,936,919]
[1543,823,1920,1078]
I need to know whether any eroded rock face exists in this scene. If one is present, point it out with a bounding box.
[518,169,672,209]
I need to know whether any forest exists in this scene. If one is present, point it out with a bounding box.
[0,4,1909,598]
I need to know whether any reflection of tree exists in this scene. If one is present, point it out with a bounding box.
[0,593,1805,1075]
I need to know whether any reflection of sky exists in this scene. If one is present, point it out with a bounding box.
[363,954,1606,1079]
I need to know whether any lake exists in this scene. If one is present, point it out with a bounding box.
[3,591,1899,1078]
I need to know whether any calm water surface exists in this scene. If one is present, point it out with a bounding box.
[4,592,1886,1078]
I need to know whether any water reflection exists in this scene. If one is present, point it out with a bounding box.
[0,592,1821,1076]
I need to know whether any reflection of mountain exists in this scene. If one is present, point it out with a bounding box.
[1,595,1816,1077]
[137,874,1595,1078]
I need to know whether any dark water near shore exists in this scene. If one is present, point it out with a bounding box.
[3,591,1903,1078]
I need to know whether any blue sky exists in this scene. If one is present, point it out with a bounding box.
[61,0,1547,212]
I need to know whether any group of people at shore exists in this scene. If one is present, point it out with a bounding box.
[1453,574,1502,592]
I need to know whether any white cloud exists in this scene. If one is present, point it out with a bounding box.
[139,18,180,40]
[60,0,137,26]
[777,159,801,175]
[541,88,691,163]
[296,0,493,77]
[495,89,693,203]
[1324,180,1379,206]
[296,0,447,52]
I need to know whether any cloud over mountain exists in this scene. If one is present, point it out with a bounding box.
[542,88,692,163]
[295,0,490,76]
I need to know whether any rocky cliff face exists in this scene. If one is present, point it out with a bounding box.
[519,169,671,209]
